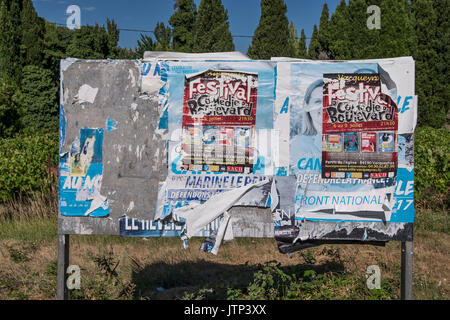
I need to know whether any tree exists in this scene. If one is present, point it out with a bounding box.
[0,0,22,84]
[193,0,234,52]
[20,65,58,134]
[247,0,295,59]
[42,21,73,82]
[328,0,351,60]
[288,21,298,56]
[106,18,120,58]
[307,24,320,59]
[318,3,331,59]
[431,0,449,126]
[169,0,197,52]
[0,78,23,138]
[377,0,413,58]
[66,24,110,59]
[412,0,445,128]
[20,0,45,67]
[135,34,154,58]
[154,22,172,51]
[297,29,307,58]
[346,0,372,59]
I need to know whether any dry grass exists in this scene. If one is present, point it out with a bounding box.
[0,190,447,299]
[0,188,58,222]
[0,226,448,300]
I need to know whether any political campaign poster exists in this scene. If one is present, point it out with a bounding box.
[59,128,110,217]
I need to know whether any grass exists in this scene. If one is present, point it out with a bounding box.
[0,191,448,300]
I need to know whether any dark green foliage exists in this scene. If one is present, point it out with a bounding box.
[288,21,298,57]
[193,0,234,52]
[307,25,320,59]
[328,0,351,60]
[20,0,45,67]
[66,24,110,59]
[0,78,23,138]
[377,0,414,58]
[106,19,120,59]
[412,0,448,128]
[20,65,58,134]
[247,0,295,59]
[318,3,331,58]
[346,0,373,59]
[169,0,197,52]
[432,0,450,125]
[42,21,73,82]
[0,0,22,84]
[0,134,58,203]
[135,34,154,58]
[154,22,172,51]
[297,29,307,58]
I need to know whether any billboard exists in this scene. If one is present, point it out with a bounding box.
[58,55,416,255]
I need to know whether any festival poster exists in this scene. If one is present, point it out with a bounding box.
[322,73,399,180]
[180,70,258,174]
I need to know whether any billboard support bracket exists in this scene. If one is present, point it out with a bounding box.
[401,240,414,300]
[57,234,70,300]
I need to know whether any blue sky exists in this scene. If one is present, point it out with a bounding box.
[32,0,341,54]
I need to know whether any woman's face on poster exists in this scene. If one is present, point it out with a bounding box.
[308,86,323,132]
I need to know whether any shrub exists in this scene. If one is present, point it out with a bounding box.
[0,134,58,203]
[414,126,450,210]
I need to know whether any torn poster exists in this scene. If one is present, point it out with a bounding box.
[153,174,271,221]
[59,127,110,217]
[180,70,258,174]
[140,52,251,134]
[322,73,399,180]
[270,57,415,252]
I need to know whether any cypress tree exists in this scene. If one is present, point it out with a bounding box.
[135,34,154,58]
[193,0,234,52]
[169,0,197,52]
[297,28,307,58]
[0,0,22,84]
[328,0,351,60]
[288,21,298,56]
[154,22,172,51]
[42,21,73,82]
[346,0,371,59]
[247,0,295,59]
[377,0,414,58]
[20,65,58,133]
[307,24,320,59]
[432,0,449,125]
[20,0,45,67]
[412,0,445,128]
[106,18,120,58]
[318,3,331,58]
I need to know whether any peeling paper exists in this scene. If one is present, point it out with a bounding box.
[174,179,269,239]
[75,84,99,104]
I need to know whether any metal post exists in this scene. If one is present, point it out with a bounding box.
[401,240,413,300]
[57,234,70,300]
